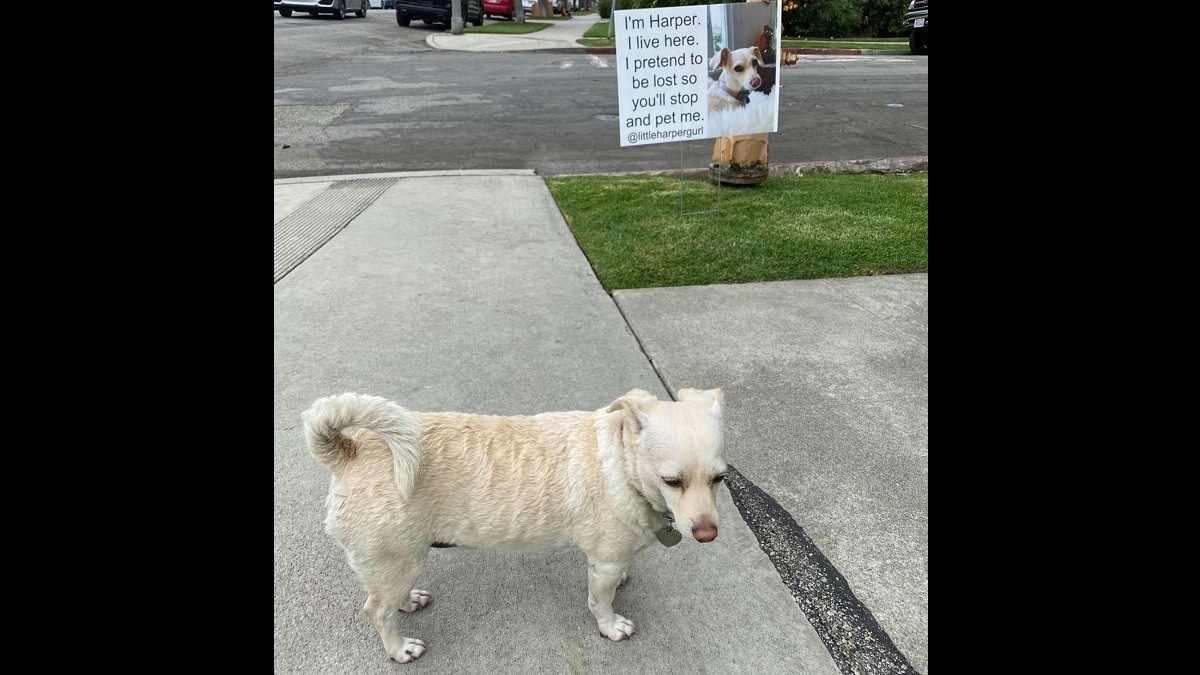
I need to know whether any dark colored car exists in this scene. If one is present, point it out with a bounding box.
[396,0,484,26]
[903,0,928,55]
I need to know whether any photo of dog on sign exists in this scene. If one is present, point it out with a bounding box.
[706,2,781,137]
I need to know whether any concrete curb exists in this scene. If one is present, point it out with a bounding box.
[771,155,928,175]
[427,35,590,52]
[546,155,928,179]
[784,47,861,55]
[274,169,538,185]
[274,159,926,184]
[424,29,910,55]
[784,47,914,56]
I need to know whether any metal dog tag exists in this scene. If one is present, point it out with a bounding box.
[655,525,683,547]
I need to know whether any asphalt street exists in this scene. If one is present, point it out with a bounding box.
[273,7,433,77]
[273,13,928,177]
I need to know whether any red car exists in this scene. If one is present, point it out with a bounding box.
[482,0,513,19]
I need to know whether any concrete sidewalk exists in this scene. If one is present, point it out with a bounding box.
[274,171,842,673]
[614,276,928,673]
[427,12,604,52]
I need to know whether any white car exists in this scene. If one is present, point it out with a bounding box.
[275,0,370,19]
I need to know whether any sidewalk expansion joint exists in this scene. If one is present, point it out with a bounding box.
[725,467,920,675]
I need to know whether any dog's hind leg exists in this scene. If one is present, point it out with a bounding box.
[360,550,430,663]
[586,558,636,641]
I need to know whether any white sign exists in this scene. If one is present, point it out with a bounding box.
[615,2,782,147]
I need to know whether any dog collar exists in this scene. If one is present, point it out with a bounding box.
[723,86,751,105]
[628,478,679,545]
[631,482,671,519]
[645,497,681,546]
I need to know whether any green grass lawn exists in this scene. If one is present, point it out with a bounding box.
[461,21,551,34]
[791,36,908,41]
[545,173,928,290]
[582,21,610,38]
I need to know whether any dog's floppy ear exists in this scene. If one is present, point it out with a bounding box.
[751,46,763,63]
[709,47,730,70]
[606,388,657,433]
[678,387,725,418]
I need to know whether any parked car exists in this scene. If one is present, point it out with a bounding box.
[383,0,394,7]
[368,0,382,7]
[276,0,370,19]
[483,0,513,19]
[521,0,573,16]
[903,0,927,55]
[395,0,483,26]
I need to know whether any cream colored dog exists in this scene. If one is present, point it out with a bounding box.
[302,387,727,663]
[708,46,764,113]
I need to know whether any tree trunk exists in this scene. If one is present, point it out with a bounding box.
[451,0,464,34]
[514,0,525,23]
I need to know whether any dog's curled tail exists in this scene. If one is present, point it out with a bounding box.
[301,392,422,500]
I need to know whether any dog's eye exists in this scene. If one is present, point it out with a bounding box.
[662,477,683,488]
[734,65,744,73]
[712,475,726,485]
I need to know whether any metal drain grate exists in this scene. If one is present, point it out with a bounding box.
[273,178,397,283]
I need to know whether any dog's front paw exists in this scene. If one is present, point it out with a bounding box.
[389,637,426,663]
[598,614,636,641]
[403,589,431,612]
